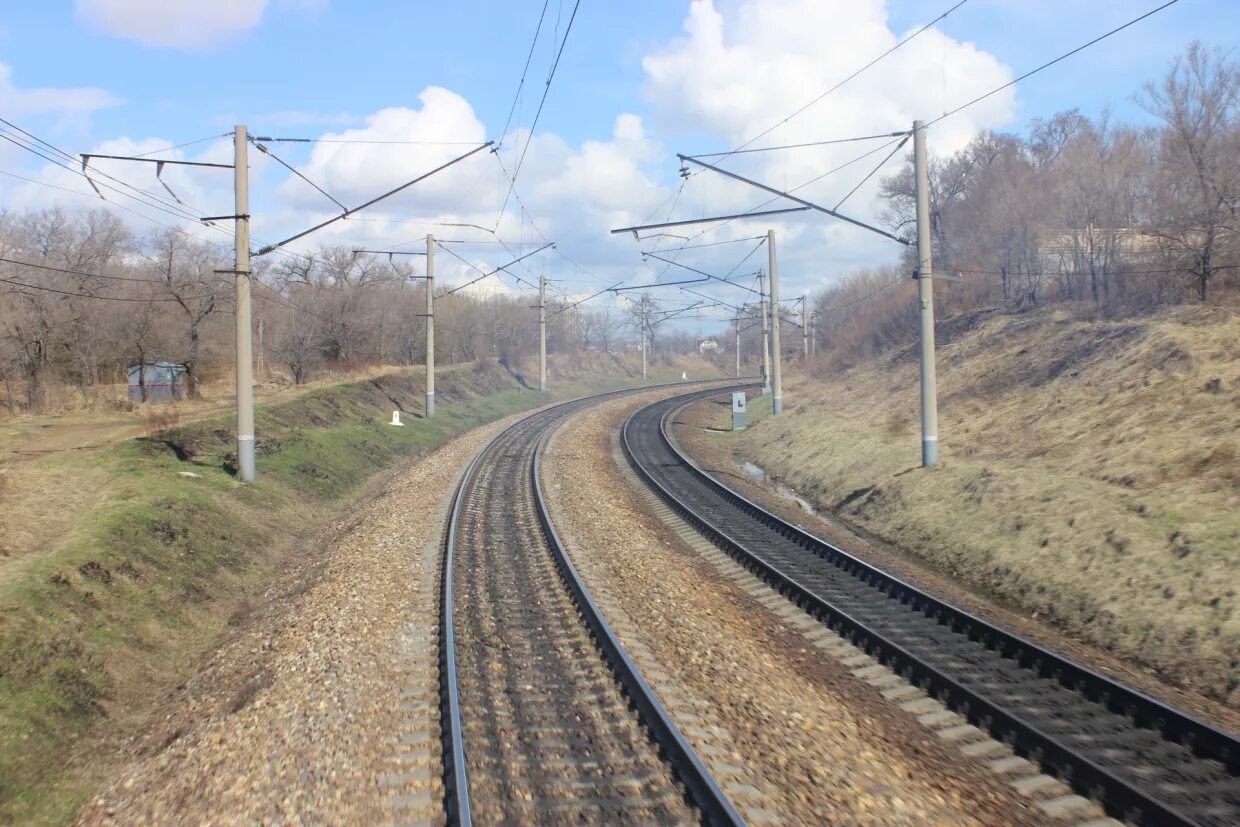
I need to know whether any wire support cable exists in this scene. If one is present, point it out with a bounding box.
[709,0,970,165]
[926,0,1179,128]
[252,140,347,211]
[0,275,215,303]
[494,0,583,226]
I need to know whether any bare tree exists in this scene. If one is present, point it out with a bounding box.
[1139,42,1240,301]
[151,229,228,398]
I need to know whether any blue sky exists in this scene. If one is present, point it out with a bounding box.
[1,1,1237,318]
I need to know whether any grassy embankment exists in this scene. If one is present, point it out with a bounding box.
[712,306,1239,707]
[0,353,716,825]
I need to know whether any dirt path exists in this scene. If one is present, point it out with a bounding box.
[0,365,423,467]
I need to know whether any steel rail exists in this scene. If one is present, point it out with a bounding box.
[532,423,746,827]
[621,387,1240,827]
[440,381,746,827]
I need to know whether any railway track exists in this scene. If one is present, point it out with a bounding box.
[440,386,743,826]
[623,387,1240,827]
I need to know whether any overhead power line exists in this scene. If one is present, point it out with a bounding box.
[0,256,212,286]
[551,281,624,316]
[644,235,767,255]
[252,140,347,211]
[675,135,909,245]
[688,132,908,159]
[817,277,910,313]
[439,242,554,296]
[131,133,231,158]
[679,154,909,244]
[713,0,970,165]
[0,275,213,303]
[833,134,910,210]
[255,142,493,256]
[495,0,583,225]
[249,136,480,145]
[927,0,1180,128]
[498,0,552,144]
[0,120,312,266]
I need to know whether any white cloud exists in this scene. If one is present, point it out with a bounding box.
[0,63,119,120]
[267,91,673,293]
[75,0,325,51]
[640,0,1015,293]
[13,0,1018,313]
[5,133,249,252]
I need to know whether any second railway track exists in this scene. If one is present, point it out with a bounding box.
[440,386,743,826]
[623,386,1240,827]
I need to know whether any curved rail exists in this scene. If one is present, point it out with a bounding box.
[622,387,1240,827]
[531,425,745,827]
[440,383,745,827]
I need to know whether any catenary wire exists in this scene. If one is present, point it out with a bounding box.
[0,275,216,302]
[925,1,1179,129]
[711,0,970,166]
[494,0,582,226]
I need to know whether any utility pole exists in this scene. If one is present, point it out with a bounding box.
[768,229,783,415]
[538,272,547,392]
[914,119,938,467]
[758,269,771,395]
[425,233,435,418]
[256,317,265,379]
[734,313,742,378]
[800,295,808,360]
[234,124,256,483]
[808,312,816,357]
[640,296,648,380]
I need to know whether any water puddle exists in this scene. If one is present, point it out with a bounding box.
[737,460,833,525]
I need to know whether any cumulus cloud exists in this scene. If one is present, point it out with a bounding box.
[75,0,324,51]
[16,0,1018,310]
[640,0,1015,289]
[267,91,672,292]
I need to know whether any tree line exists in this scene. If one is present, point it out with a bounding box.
[0,212,626,411]
[809,42,1239,368]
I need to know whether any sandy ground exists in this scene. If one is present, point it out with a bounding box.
[542,391,1047,826]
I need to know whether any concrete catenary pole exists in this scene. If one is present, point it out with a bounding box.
[768,228,783,415]
[538,272,547,392]
[914,119,939,467]
[640,296,648,380]
[233,124,256,483]
[734,313,742,378]
[425,233,435,418]
[800,295,809,359]
[758,269,771,395]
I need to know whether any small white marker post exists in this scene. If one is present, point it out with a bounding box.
[390,410,404,427]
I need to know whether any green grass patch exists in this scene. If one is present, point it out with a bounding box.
[0,354,725,824]
[2,357,712,824]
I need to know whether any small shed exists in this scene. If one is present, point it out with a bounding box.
[128,361,187,403]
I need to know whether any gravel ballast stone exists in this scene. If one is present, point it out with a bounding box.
[75,412,528,825]
[541,391,1049,826]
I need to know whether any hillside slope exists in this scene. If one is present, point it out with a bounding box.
[726,306,1240,707]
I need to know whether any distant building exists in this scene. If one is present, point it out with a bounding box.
[127,361,187,403]
[699,339,720,354]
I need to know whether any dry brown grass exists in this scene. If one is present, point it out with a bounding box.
[139,404,181,439]
[738,305,1240,706]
